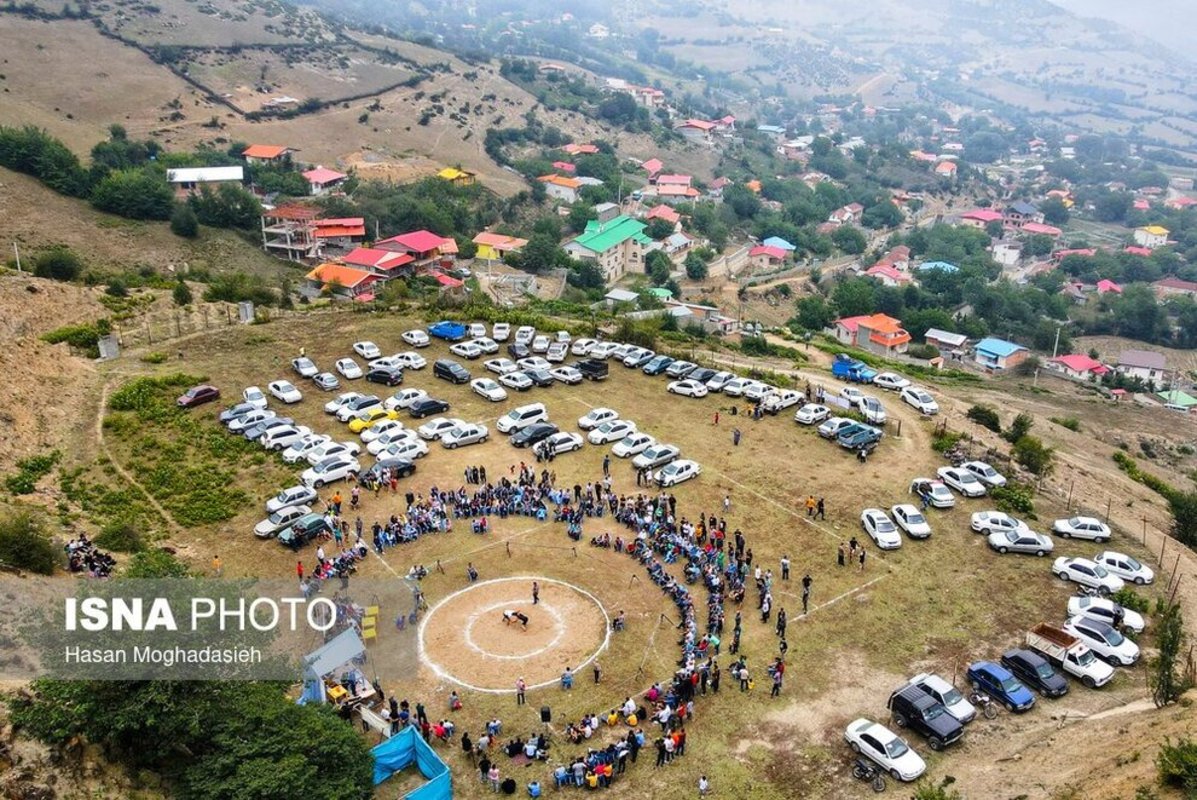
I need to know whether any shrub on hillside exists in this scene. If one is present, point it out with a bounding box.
[170,204,199,238]
[94,522,146,553]
[0,512,58,574]
[966,404,1002,434]
[5,450,61,495]
[33,247,83,282]
[1157,737,1197,795]
[989,483,1035,517]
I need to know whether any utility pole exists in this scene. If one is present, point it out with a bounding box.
[12,242,21,273]
[1052,325,1062,359]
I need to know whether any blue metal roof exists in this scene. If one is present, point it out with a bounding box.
[762,236,796,251]
[976,337,1026,358]
[917,260,959,273]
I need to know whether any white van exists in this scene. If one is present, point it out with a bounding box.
[496,402,548,434]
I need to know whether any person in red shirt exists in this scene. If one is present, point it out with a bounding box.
[296,560,304,581]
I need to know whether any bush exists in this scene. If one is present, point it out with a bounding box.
[931,430,963,453]
[966,404,1002,434]
[1111,587,1150,614]
[1050,416,1081,432]
[1113,452,1179,503]
[170,203,199,238]
[0,511,58,574]
[105,279,128,297]
[172,279,193,306]
[123,549,191,578]
[94,521,146,553]
[1012,435,1054,476]
[989,482,1035,517]
[33,246,83,282]
[140,351,168,364]
[1157,737,1197,795]
[1003,412,1034,443]
[5,450,61,495]
[912,778,964,800]
[907,343,940,360]
[41,320,111,358]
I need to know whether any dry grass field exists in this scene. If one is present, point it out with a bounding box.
[45,307,1186,800]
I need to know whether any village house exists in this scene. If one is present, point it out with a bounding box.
[1021,221,1062,238]
[974,338,1029,371]
[665,299,738,334]
[828,203,864,226]
[1117,349,1169,384]
[829,314,911,355]
[958,208,1004,230]
[655,184,701,205]
[302,166,348,195]
[663,231,696,257]
[640,158,664,181]
[472,232,529,262]
[644,204,681,230]
[594,202,621,224]
[1003,201,1044,230]
[935,161,958,179]
[562,143,600,156]
[312,217,366,250]
[436,167,476,187]
[747,244,787,270]
[656,174,692,188]
[1049,353,1109,382]
[304,262,379,300]
[991,240,1022,267]
[1125,245,1154,257]
[1052,248,1096,263]
[241,144,295,165]
[167,166,245,198]
[864,263,913,287]
[1153,276,1197,300]
[708,176,732,199]
[674,119,717,143]
[538,174,582,204]
[924,328,968,353]
[1134,225,1170,249]
[550,161,577,175]
[563,215,653,283]
[341,247,414,278]
[375,230,456,269]
[260,204,322,262]
[1096,279,1122,295]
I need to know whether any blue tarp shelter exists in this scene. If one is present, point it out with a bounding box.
[296,628,365,705]
[372,727,452,800]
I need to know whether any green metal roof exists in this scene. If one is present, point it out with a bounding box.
[646,287,673,298]
[574,215,650,253]
[1158,390,1197,407]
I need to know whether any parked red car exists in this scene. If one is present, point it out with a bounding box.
[177,384,221,408]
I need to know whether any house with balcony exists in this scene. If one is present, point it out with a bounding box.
[563,215,653,284]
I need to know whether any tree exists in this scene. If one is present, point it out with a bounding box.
[90,167,174,220]
[645,217,675,240]
[189,183,261,230]
[1003,412,1034,443]
[1012,434,1054,477]
[1040,197,1070,225]
[1150,603,1189,708]
[985,220,1004,239]
[794,295,834,331]
[32,246,82,282]
[684,251,708,280]
[173,279,193,307]
[566,202,597,234]
[645,250,672,285]
[171,204,199,238]
[510,232,569,274]
[0,511,57,574]
[1170,490,1197,549]
[830,224,866,254]
[831,277,876,317]
[1024,234,1054,257]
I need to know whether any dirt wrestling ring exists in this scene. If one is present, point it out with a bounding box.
[417,577,611,692]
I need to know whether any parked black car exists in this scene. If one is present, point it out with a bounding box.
[886,686,964,751]
[577,358,609,381]
[366,367,404,386]
[433,359,471,384]
[1000,649,1069,698]
[363,457,416,484]
[507,342,531,359]
[642,355,675,376]
[409,398,451,419]
[687,367,717,384]
[511,422,560,448]
[523,367,556,387]
[277,513,333,550]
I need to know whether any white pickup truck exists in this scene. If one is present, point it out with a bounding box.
[763,389,805,415]
[1026,623,1115,689]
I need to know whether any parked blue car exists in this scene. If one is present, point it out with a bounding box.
[428,321,468,342]
[966,661,1036,713]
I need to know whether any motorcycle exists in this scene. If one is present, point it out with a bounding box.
[968,690,999,720]
[851,757,886,793]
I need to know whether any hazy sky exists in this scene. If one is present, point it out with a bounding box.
[1050,0,1195,55]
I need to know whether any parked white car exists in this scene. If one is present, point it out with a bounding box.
[762,389,803,413]
[266,484,319,514]
[260,424,313,451]
[268,380,303,404]
[873,372,911,391]
[368,356,405,372]
[843,718,926,782]
[305,440,361,466]
[514,325,536,346]
[366,428,419,456]
[353,341,381,359]
[1067,596,1146,634]
[858,396,887,424]
[1064,616,1140,666]
[546,342,569,363]
[578,407,619,430]
[499,371,534,391]
[281,434,331,464]
[1052,516,1112,543]
[242,386,268,409]
[471,378,508,402]
[536,431,584,456]
[472,337,499,354]
[795,404,830,425]
[485,357,519,375]
[817,417,855,439]
[468,322,487,339]
[633,443,681,470]
[384,388,428,411]
[402,329,431,347]
[937,466,987,497]
[705,371,736,392]
[587,342,619,359]
[360,418,404,444]
[905,674,976,725]
[910,479,955,508]
[612,432,656,457]
[570,337,597,356]
[492,322,511,341]
[1093,551,1154,585]
[890,504,931,539]
[900,386,939,415]
[550,366,583,385]
[335,358,363,380]
[302,456,360,488]
[1052,557,1125,595]
[722,377,754,397]
[378,438,429,461]
[667,379,709,398]
[531,335,551,353]
[988,528,1054,557]
[417,417,467,440]
[324,391,362,415]
[291,357,318,378]
[516,356,551,372]
[450,341,483,360]
[441,423,488,449]
[587,419,637,445]
[861,509,902,550]
[970,511,1031,536]
[254,504,311,539]
[840,386,865,404]
[962,461,1007,488]
[312,372,340,392]
[652,459,701,487]
[394,351,427,370]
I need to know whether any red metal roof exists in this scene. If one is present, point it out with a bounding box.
[377,230,452,255]
[749,245,787,260]
[302,167,347,184]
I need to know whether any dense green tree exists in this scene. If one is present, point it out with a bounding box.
[91,167,174,220]
[831,224,866,254]
[1040,197,1070,225]
[645,250,672,284]
[646,217,676,240]
[32,246,83,282]
[0,511,57,574]
[188,183,261,230]
[170,204,199,238]
[794,295,835,330]
[172,279,193,306]
[684,251,708,280]
[831,276,876,317]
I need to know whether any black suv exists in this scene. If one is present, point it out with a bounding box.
[433,359,471,384]
[409,398,451,419]
[577,358,609,381]
[511,422,559,448]
[886,685,964,751]
[1000,649,1069,698]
